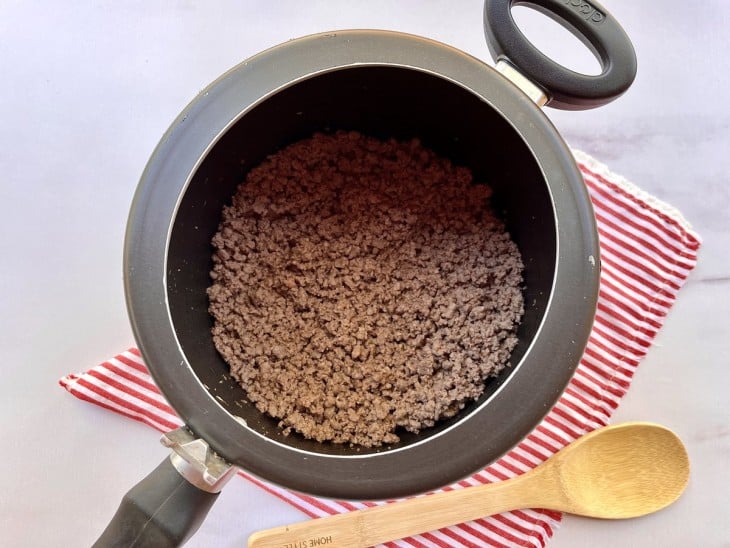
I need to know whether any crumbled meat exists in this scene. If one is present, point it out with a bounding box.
[207,131,524,447]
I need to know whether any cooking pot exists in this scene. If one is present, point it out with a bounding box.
[95,0,636,545]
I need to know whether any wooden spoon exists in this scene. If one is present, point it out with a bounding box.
[248,422,689,548]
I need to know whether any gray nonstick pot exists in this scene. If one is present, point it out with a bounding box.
[95,1,636,545]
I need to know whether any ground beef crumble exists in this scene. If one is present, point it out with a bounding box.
[207,131,524,447]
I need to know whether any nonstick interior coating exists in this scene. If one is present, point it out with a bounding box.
[166,66,555,455]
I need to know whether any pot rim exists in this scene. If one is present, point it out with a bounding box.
[124,29,599,499]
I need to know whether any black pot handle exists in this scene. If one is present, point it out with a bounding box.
[483,0,637,110]
[92,458,219,547]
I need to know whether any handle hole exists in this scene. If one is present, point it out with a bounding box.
[511,5,603,76]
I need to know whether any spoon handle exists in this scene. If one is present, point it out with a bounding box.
[248,470,553,548]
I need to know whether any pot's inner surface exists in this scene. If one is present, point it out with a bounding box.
[166,66,555,455]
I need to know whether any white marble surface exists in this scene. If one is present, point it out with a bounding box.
[1,2,728,546]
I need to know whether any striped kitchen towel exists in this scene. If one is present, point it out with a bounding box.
[60,151,701,547]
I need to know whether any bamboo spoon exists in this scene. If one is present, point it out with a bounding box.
[248,422,689,548]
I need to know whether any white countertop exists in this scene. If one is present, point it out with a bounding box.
[2,2,728,546]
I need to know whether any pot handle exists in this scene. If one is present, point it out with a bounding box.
[483,0,637,110]
[92,458,219,547]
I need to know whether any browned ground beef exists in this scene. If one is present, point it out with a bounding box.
[207,131,524,447]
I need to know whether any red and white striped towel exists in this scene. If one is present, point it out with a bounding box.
[60,151,701,548]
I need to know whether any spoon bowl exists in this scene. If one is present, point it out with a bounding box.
[556,422,689,519]
[248,422,690,548]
